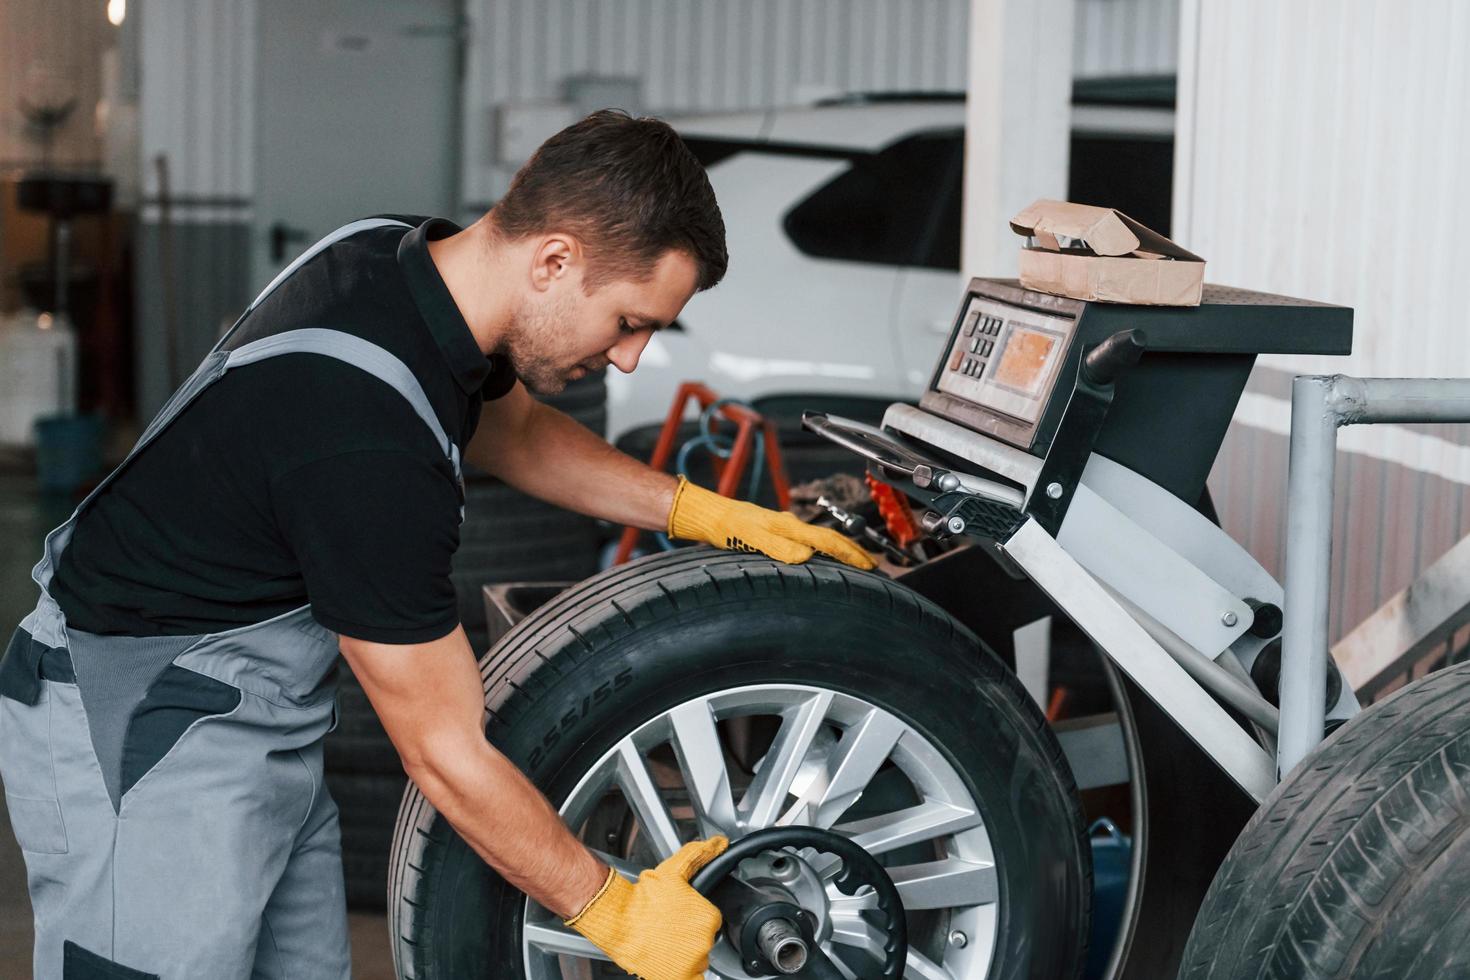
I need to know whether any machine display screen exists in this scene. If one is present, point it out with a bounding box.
[934,296,1073,427]
[992,328,1059,397]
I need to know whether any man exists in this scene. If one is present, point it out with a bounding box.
[0,110,874,979]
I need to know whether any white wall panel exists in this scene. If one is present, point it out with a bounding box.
[1176,0,1470,437]
[137,0,256,211]
[1074,0,1179,79]
[458,0,973,209]
[133,0,259,416]
[964,0,1075,277]
[1179,0,1470,645]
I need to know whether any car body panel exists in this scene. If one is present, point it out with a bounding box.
[608,101,975,443]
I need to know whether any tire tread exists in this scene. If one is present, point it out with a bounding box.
[1181,660,1470,980]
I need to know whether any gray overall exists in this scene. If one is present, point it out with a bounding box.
[0,218,462,978]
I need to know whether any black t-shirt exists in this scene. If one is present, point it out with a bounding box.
[50,216,517,643]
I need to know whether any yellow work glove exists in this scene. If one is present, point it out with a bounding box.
[667,476,877,570]
[565,837,728,980]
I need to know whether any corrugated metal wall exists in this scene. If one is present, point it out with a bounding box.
[137,0,256,212]
[1074,0,1178,79]
[458,0,973,211]
[126,0,1180,415]
[1176,0,1470,663]
[134,0,258,415]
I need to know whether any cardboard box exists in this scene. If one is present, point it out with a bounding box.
[1010,199,1205,306]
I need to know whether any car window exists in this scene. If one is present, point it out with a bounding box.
[783,130,963,271]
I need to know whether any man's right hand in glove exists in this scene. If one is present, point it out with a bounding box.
[341,593,729,979]
[566,837,729,980]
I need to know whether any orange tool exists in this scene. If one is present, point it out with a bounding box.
[615,382,791,565]
[865,473,923,549]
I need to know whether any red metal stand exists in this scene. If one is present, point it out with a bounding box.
[614,382,791,565]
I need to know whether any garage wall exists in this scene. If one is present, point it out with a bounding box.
[458,0,1184,229]
[1175,0,1470,658]
[1074,0,1178,79]
[457,0,973,213]
[134,0,258,415]
[126,0,1177,415]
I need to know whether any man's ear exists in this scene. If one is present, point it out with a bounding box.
[530,234,581,292]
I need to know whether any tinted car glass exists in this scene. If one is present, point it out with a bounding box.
[783,130,963,270]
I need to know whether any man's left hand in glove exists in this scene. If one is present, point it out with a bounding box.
[465,384,879,572]
[666,475,876,569]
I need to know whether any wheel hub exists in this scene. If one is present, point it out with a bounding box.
[693,827,908,979]
[521,683,1002,979]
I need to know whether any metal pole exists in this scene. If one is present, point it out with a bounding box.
[1278,377,1339,777]
[1330,377,1470,424]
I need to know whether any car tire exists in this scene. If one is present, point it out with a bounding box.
[1178,659,1470,979]
[387,548,1092,980]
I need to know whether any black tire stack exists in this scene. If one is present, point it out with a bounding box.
[326,371,607,911]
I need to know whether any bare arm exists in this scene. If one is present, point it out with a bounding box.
[337,624,607,918]
[468,381,676,531]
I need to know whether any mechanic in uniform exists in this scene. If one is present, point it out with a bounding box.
[0,110,874,980]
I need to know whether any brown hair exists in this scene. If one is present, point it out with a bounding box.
[489,109,727,292]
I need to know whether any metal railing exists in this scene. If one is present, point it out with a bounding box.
[1280,375,1470,775]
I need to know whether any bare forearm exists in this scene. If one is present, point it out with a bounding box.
[492,400,676,531]
[340,627,606,919]
[407,731,607,918]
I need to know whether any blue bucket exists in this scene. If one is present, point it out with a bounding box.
[34,414,104,495]
[1085,817,1134,980]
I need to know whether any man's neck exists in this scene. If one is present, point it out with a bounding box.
[426,219,515,356]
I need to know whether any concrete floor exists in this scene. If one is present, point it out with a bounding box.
[0,465,396,978]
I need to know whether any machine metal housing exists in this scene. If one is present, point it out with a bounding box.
[921,279,1353,504]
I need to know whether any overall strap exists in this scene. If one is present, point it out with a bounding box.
[224,328,464,486]
[28,218,430,602]
[212,217,413,355]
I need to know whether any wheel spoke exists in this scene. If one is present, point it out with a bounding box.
[537,684,1007,980]
[829,908,891,960]
[737,691,834,830]
[667,697,738,837]
[903,949,957,980]
[615,740,683,860]
[523,919,609,960]
[833,799,982,855]
[827,886,879,914]
[886,858,997,910]
[827,921,884,978]
[588,848,645,879]
[779,707,907,829]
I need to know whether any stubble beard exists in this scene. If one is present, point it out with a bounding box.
[505,293,576,396]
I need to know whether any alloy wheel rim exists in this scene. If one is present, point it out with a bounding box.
[521,683,1002,979]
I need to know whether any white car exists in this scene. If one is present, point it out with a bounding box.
[609,98,969,447]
